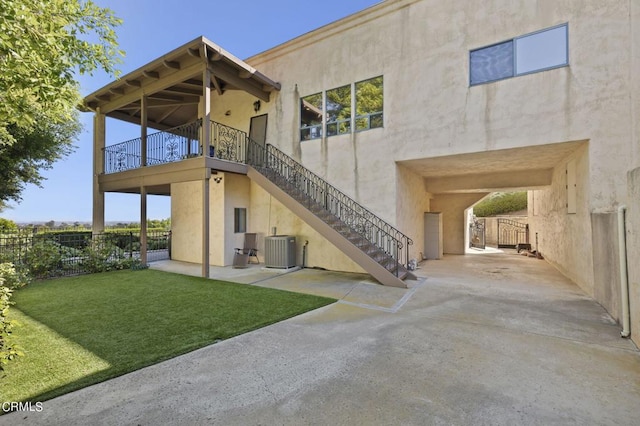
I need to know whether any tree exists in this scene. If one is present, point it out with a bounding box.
[0,218,17,230]
[0,0,123,205]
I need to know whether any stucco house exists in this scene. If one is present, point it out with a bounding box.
[84,0,640,344]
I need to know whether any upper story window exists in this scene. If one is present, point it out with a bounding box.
[300,76,383,141]
[300,93,323,140]
[355,76,383,131]
[470,23,568,86]
[326,85,351,136]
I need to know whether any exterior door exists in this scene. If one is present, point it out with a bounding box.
[248,114,268,165]
[249,114,268,147]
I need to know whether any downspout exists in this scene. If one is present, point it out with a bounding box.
[618,205,630,338]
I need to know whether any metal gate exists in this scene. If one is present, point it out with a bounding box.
[497,219,529,248]
[469,218,486,249]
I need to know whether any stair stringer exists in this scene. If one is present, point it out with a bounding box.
[247,166,407,288]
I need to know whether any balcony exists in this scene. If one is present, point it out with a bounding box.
[103,119,249,174]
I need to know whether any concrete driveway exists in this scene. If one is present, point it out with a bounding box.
[3,252,640,425]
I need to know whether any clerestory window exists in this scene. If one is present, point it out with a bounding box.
[470,24,568,86]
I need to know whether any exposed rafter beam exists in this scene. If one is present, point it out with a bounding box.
[143,70,159,79]
[109,88,125,95]
[162,86,202,96]
[125,79,141,87]
[157,106,181,124]
[100,61,204,113]
[188,47,200,57]
[210,75,223,96]
[163,60,180,70]
[238,70,253,79]
[107,110,174,131]
[209,64,270,102]
[96,94,111,102]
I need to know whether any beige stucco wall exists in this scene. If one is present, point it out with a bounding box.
[171,173,250,266]
[243,0,635,311]
[248,181,365,273]
[431,193,488,254]
[396,165,432,260]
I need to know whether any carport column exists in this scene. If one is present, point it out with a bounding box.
[140,186,148,265]
[92,109,105,235]
[201,67,211,277]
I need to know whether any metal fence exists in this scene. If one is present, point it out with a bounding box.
[0,229,170,279]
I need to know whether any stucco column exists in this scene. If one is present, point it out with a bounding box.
[140,186,148,265]
[202,177,210,277]
[92,110,105,234]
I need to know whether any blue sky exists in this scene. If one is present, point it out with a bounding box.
[3,0,381,223]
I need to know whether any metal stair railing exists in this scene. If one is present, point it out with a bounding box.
[246,139,413,276]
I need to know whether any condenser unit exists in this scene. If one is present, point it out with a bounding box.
[265,235,296,268]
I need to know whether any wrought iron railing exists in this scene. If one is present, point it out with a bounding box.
[103,120,248,174]
[247,139,413,275]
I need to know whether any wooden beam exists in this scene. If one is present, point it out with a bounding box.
[100,62,205,113]
[147,93,186,102]
[163,60,180,70]
[188,47,200,57]
[96,94,111,102]
[209,64,270,102]
[157,105,181,124]
[210,76,223,96]
[162,86,202,96]
[143,70,160,79]
[125,79,141,87]
[109,88,125,95]
[238,70,253,79]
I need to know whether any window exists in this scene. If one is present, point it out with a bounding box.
[300,93,323,141]
[299,76,384,141]
[355,76,383,131]
[326,85,351,136]
[470,24,568,85]
[234,208,246,233]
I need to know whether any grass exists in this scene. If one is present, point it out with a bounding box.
[0,269,335,403]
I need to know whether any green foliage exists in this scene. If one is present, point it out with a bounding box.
[474,192,528,217]
[26,240,64,278]
[1,262,27,371]
[0,218,17,230]
[81,242,142,273]
[0,0,123,204]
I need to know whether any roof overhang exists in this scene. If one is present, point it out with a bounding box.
[83,36,281,129]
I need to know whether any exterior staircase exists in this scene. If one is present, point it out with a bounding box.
[246,140,415,288]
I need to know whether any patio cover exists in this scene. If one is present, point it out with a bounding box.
[83,36,281,130]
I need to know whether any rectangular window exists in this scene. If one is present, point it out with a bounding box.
[300,93,323,141]
[234,208,246,233]
[355,76,383,131]
[470,24,568,86]
[326,85,351,137]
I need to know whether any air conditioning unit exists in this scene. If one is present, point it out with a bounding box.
[265,235,296,268]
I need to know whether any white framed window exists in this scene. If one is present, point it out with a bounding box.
[470,23,568,86]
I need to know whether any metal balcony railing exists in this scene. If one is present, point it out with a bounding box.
[103,120,248,174]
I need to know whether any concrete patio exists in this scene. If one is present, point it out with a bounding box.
[2,252,639,425]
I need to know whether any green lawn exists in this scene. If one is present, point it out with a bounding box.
[0,269,335,403]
